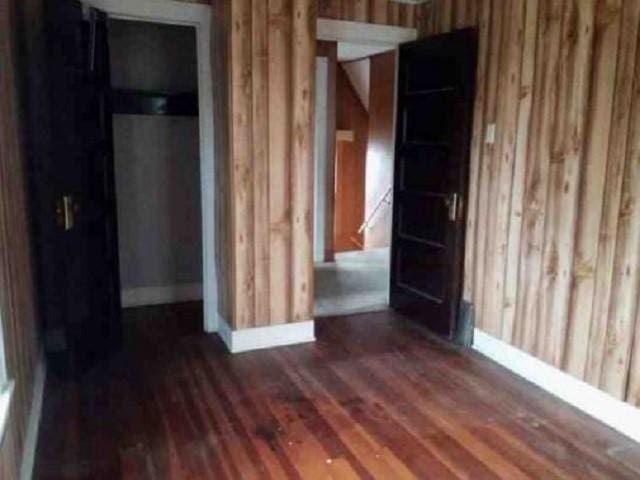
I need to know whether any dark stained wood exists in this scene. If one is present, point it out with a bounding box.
[0,0,44,476]
[390,29,477,339]
[34,304,640,479]
[30,0,122,373]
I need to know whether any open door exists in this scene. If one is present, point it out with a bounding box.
[30,0,121,373]
[390,29,477,339]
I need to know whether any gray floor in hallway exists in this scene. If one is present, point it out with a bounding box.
[314,248,390,318]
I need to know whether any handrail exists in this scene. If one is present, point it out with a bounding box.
[358,186,392,234]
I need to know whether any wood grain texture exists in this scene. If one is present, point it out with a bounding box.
[564,0,622,378]
[225,0,316,328]
[364,51,396,250]
[251,0,271,326]
[221,0,422,330]
[334,65,368,252]
[33,305,640,479]
[268,0,293,325]
[423,0,640,405]
[0,0,43,477]
[316,0,418,28]
[290,0,316,323]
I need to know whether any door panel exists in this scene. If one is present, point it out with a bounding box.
[390,29,477,339]
[31,0,121,374]
[402,93,455,144]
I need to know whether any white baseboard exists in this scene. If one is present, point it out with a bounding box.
[121,283,203,308]
[217,316,315,354]
[20,360,46,480]
[473,328,640,444]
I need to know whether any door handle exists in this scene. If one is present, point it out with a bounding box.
[445,193,459,222]
[55,195,77,231]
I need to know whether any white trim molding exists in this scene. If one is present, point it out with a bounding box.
[473,328,640,444]
[317,18,417,47]
[121,283,203,308]
[20,360,46,480]
[82,0,219,333]
[217,317,316,354]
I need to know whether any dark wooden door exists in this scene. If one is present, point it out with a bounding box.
[390,28,477,339]
[31,0,121,373]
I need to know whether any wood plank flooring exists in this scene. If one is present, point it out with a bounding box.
[34,304,640,479]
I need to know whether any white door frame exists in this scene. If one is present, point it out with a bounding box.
[82,0,218,333]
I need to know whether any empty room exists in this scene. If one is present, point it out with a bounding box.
[1,0,640,479]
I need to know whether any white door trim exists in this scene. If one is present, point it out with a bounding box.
[317,18,417,47]
[82,0,219,333]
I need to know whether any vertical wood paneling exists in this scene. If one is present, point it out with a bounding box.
[423,0,640,405]
[230,0,255,329]
[462,0,490,305]
[225,0,425,332]
[370,0,389,24]
[476,0,504,336]
[564,0,622,378]
[484,0,525,342]
[268,0,293,325]
[502,0,539,343]
[585,0,640,387]
[601,34,640,397]
[540,0,595,367]
[251,0,270,326]
[353,0,369,22]
[388,1,400,26]
[0,0,42,475]
[519,0,563,354]
[619,57,640,402]
[229,0,315,328]
[290,0,316,323]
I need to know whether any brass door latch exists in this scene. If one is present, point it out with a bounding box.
[445,193,459,222]
[55,195,79,231]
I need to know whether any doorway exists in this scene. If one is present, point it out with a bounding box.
[85,0,218,334]
[28,0,217,372]
[313,24,477,341]
[313,40,399,318]
[108,19,203,313]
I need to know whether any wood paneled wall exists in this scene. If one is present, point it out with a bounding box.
[421,0,640,406]
[317,0,418,27]
[0,0,43,476]
[224,0,316,329]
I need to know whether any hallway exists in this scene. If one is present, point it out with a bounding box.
[314,248,390,318]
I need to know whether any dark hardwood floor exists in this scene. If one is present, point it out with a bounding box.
[34,304,640,479]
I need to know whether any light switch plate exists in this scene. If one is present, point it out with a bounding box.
[485,123,496,145]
